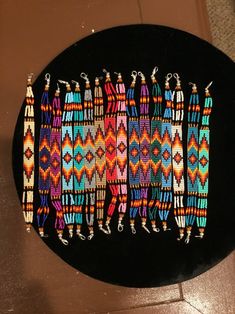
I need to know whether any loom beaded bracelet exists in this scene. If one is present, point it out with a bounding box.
[127,71,140,234]
[72,79,86,240]
[94,76,108,234]
[103,69,118,234]
[196,81,213,239]
[185,82,200,244]
[172,73,186,240]
[50,83,68,244]
[37,73,52,238]
[159,73,173,231]
[148,67,162,233]
[115,72,128,232]
[80,73,96,240]
[22,73,35,232]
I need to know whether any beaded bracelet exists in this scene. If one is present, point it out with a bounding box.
[50,83,67,244]
[196,82,213,239]
[159,73,173,231]
[185,82,200,243]
[127,71,140,234]
[37,73,52,237]
[148,67,162,233]
[103,69,118,234]
[139,71,151,233]
[81,73,96,240]
[94,76,108,234]
[172,73,186,240]
[22,73,35,232]
[72,79,86,240]
[59,80,75,238]
[115,72,128,232]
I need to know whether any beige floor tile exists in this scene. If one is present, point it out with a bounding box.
[0,0,141,135]
[0,148,181,313]
[139,0,212,41]
[0,154,181,314]
[182,252,235,314]
[0,220,180,313]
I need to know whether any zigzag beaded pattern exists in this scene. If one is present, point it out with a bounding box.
[84,127,96,189]
[94,123,106,184]
[172,127,184,190]
[94,87,106,186]
[50,131,61,195]
[116,118,127,178]
[61,87,75,226]
[139,79,151,219]
[128,82,140,187]
[104,75,119,219]
[116,80,127,181]
[150,120,162,184]
[127,80,141,221]
[94,81,106,222]
[161,123,172,186]
[105,118,116,180]
[198,132,210,193]
[172,82,185,233]
[73,84,84,226]
[159,82,173,226]
[22,82,35,224]
[50,95,62,197]
[172,85,185,191]
[104,77,117,182]
[148,77,162,222]
[62,91,74,190]
[197,89,212,193]
[186,86,200,231]
[37,85,52,228]
[50,92,65,231]
[129,120,140,185]
[73,126,84,189]
[139,83,151,185]
[73,86,85,192]
[83,81,95,228]
[116,77,128,215]
[187,128,199,191]
[197,90,213,231]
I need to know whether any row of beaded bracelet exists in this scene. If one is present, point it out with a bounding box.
[22,68,213,244]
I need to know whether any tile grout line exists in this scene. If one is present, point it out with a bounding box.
[106,297,184,314]
[136,0,144,23]
[178,283,184,300]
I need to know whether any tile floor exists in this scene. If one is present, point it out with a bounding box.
[0,0,234,313]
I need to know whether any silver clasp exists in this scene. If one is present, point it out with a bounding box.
[205,81,213,92]
[138,71,145,80]
[80,72,89,83]
[45,73,50,86]
[151,66,158,79]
